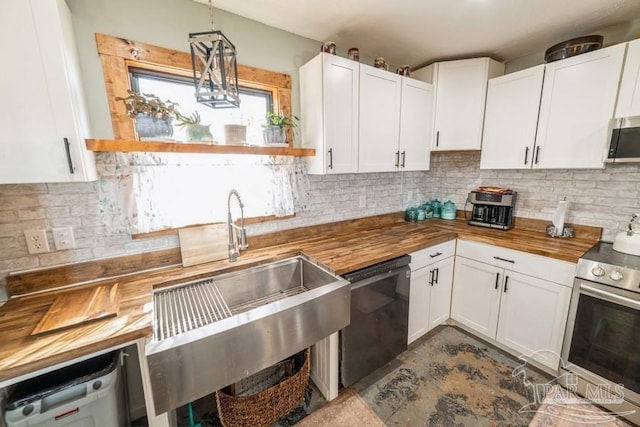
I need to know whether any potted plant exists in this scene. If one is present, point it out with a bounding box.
[175,111,214,143]
[262,111,299,145]
[115,90,179,140]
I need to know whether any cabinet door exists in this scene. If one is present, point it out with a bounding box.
[323,54,360,174]
[535,44,626,169]
[616,39,640,118]
[0,0,96,183]
[496,271,571,370]
[408,267,431,344]
[358,64,401,172]
[428,256,454,330]
[480,65,545,170]
[451,257,502,339]
[399,78,433,171]
[432,58,501,151]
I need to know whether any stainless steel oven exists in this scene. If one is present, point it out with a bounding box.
[560,241,640,424]
[340,255,411,387]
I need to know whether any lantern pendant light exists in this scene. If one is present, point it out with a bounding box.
[188,0,240,108]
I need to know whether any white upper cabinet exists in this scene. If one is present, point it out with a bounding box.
[616,38,640,118]
[358,64,402,172]
[535,44,626,169]
[0,0,97,183]
[399,78,433,171]
[416,58,504,151]
[301,53,359,174]
[480,65,545,169]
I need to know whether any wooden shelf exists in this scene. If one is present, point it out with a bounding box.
[85,139,316,157]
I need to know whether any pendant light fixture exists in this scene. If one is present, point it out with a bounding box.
[188,0,240,108]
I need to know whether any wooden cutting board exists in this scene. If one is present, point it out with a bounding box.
[178,224,228,267]
[31,283,121,336]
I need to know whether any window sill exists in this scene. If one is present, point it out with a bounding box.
[85,139,316,157]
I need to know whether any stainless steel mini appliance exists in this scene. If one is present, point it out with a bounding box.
[467,190,517,230]
[606,116,640,163]
[560,241,640,425]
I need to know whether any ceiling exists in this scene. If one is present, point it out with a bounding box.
[202,0,640,68]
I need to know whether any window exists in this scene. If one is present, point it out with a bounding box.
[130,69,273,144]
[95,34,298,235]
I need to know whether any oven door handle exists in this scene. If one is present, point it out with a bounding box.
[349,268,408,291]
[580,284,640,310]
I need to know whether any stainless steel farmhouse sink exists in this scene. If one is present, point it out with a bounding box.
[145,255,350,415]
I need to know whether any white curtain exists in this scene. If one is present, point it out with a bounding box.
[97,152,307,234]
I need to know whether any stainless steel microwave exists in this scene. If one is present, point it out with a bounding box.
[606,116,640,162]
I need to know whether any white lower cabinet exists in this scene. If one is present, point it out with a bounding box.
[451,257,502,338]
[495,271,570,370]
[408,240,455,344]
[451,240,574,370]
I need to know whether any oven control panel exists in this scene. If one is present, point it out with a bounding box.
[577,260,640,292]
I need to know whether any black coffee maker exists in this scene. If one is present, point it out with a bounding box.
[468,190,517,230]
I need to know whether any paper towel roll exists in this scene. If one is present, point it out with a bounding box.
[552,200,567,236]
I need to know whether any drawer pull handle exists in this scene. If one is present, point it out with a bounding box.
[429,252,443,258]
[493,256,515,264]
[495,272,500,289]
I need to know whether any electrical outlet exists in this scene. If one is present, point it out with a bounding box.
[52,226,75,250]
[24,229,50,254]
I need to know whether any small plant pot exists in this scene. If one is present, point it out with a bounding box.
[224,124,247,145]
[134,114,174,141]
[263,125,286,145]
[184,124,214,143]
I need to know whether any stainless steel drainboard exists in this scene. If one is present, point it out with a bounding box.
[228,286,308,314]
[153,280,310,341]
[153,279,231,341]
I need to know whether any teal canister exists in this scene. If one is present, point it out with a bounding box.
[431,199,442,218]
[441,200,457,220]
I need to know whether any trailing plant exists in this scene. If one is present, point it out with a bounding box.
[115,90,179,121]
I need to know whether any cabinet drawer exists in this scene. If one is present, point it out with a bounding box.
[410,240,456,270]
[456,239,576,286]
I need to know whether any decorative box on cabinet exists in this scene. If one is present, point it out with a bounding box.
[408,240,455,344]
[0,0,97,183]
[300,53,359,174]
[616,38,640,118]
[414,57,504,151]
[451,240,573,370]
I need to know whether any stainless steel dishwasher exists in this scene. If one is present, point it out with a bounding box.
[340,255,411,387]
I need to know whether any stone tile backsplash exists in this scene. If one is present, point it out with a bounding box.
[1,152,639,300]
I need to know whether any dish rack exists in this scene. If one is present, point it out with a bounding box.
[215,348,310,427]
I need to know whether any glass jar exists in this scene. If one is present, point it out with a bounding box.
[405,207,418,222]
[441,200,457,220]
[417,208,426,221]
[431,199,442,218]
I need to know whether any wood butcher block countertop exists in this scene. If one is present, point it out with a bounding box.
[0,213,601,383]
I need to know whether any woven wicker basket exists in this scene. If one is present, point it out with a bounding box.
[215,348,310,427]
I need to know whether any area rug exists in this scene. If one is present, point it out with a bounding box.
[355,326,551,426]
[295,388,385,427]
[529,384,632,427]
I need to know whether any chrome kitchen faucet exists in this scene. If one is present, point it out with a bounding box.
[227,189,248,262]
